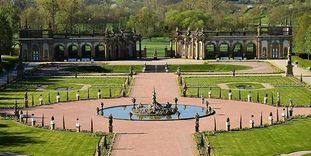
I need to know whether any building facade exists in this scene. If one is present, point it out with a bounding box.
[19,27,142,62]
[174,23,293,60]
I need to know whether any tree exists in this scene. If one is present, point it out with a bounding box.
[294,14,311,58]
[37,0,59,31]
[0,14,13,62]
[165,10,210,31]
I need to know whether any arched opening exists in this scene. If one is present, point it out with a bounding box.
[262,47,267,58]
[81,44,92,59]
[233,43,243,59]
[54,45,65,61]
[246,42,256,59]
[272,42,280,58]
[205,42,216,59]
[68,44,78,59]
[32,45,40,61]
[95,44,105,61]
[219,43,229,59]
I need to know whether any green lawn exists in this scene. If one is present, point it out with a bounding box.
[293,56,311,69]
[62,65,143,73]
[198,117,311,156]
[169,64,252,72]
[139,37,171,57]
[0,119,100,156]
[0,77,127,107]
[184,76,311,106]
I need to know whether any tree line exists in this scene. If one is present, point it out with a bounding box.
[0,0,310,57]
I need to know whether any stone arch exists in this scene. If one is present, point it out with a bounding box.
[205,42,216,59]
[81,43,92,59]
[246,42,256,59]
[272,41,280,58]
[31,44,40,62]
[68,44,79,59]
[232,42,243,59]
[219,42,229,59]
[54,44,65,61]
[95,44,105,61]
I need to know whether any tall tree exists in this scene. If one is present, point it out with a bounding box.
[37,0,59,30]
[0,14,13,62]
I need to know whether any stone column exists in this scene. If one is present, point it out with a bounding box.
[50,116,55,130]
[39,94,43,105]
[250,115,254,128]
[226,117,230,131]
[208,89,212,98]
[98,89,101,99]
[76,91,80,101]
[269,112,273,125]
[76,118,80,132]
[281,108,286,121]
[56,92,61,103]
[228,89,232,100]
[248,91,252,102]
[109,114,113,133]
[31,114,36,126]
[19,110,24,123]
[264,94,268,104]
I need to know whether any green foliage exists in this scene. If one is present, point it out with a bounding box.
[0,14,14,62]
[165,10,210,30]
[0,119,101,156]
[204,118,311,156]
[292,56,311,69]
[294,14,311,54]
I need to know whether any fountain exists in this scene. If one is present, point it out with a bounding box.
[99,89,215,121]
[131,88,177,116]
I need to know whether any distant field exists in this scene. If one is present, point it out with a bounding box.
[184,76,311,106]
[0,77,126,107]
[196,117,311,156]
[139,37,171,57]
[0,118,101,156]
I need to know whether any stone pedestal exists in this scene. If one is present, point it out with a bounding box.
[248,94,252,102]
[50,121,55,130]
[31,118,36,126]
[286,54,294,77]
[76,93,80,101]
[226,121,230,131]
[250,119,254,128]
[56,95,60,103]
[269,116,273,125]
[76,123,80,132]
[264,96,268,104]
[208,91,212,98]
[228,93,232,100]
[98,91,101,99]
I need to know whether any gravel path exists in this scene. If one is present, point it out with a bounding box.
[280,151,311,156]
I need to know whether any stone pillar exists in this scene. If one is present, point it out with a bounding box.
[108,114,113,133]
[76,118,80,132]
[226,117,230,131]
[76,91,80,101]
[56,92,61,103]
[195,114,200,132]
[228,89,232,100]
[248,91,252,102]
[250,115,254,128]
[98,89,101,99]
[50,116,55,130]
[286,54,293,77]
[39,94,43,105]
[264,94,268,104]
[31,114,36,126]
[19,110,24,123]
[269,112,273,125]
[281,108,286,121]
[208,88,212,98]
